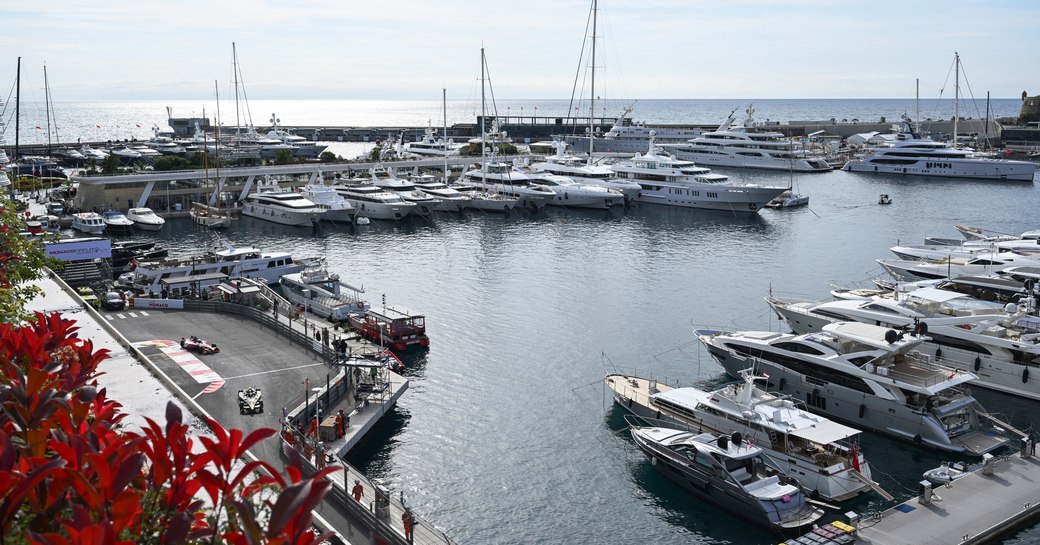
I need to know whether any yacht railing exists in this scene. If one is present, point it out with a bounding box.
[874,351,966,388]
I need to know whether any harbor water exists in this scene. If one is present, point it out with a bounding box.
[28,99,1040,544]
[136,166,1039,545]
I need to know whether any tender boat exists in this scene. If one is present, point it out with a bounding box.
[695,321,1013,455]
[766,288,1040,400]
[101,210,136,235]
[347,306,429,352]
[611,134,788,213]
[70,212,106,235]
[878,194,893,205]
[278,262,369,322]
[629,424,824,534]
[131,239,311,292]
[607,369,877,502]
[126,207,166,231]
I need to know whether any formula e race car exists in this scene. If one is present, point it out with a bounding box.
[238,387,264,414]
[180,336,220,355]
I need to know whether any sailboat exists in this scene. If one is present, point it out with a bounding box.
[455,49,520,213]
[191,80,233,229]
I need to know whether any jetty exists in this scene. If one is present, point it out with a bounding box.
[778,445,1040,545]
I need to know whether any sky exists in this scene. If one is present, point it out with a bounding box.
[1,0,1038,102]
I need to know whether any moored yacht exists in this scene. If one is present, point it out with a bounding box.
[525,171,624,210]
[278,262,368,321]
[299,172,355,223]
[101,210,136,235]
[409,173,471,213]
[70,212,106,235]
[126,207,166,232]
[607,369,876,502]
[528,141,641,203]
[459,160,555,211]
[131,239,310,291]
[332,182,415,221]
[695,322,1013,455]
[368,167,441,216]
[611,135,787,213]
[265,114,327,159]
[404,123,463,157]
[766,287,1040,400]
[240,178,323,227]
[561,107,704,154]
[843,121,1036,181]
[669,105,832,172]
[629,424,823,534]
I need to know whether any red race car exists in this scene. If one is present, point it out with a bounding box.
[180,336,220,355]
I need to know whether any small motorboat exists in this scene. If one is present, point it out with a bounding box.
[878,193,893,205]
[238,387,264,414]
[923,461,970,486]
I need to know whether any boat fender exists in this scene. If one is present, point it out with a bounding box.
[778,378,786,391]
[1024,367,1030,384]
[704,482,711,495]
[810,489,820,500]
[914,322,929,336]
[651,456,657,467]
[935,347,942,360]
[655,410,661,420]
[974,356,981,372]
[913,434,923,444]
[627,397,633,408]
[885,329,900,344]
[859,404,866,419]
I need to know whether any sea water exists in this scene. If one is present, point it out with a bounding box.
[27,99,1040,544]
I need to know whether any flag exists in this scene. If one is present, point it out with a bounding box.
[35,125,42,130]
[135,123,141,128]
[96,124,101,129]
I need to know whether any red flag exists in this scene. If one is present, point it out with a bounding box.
[850,445,861,472]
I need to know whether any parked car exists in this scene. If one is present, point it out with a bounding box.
[76,286,99,309]
[100,291,125,311]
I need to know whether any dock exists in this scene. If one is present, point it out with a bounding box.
[779,448,1040,545]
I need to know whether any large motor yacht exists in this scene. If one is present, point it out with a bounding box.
[404,124,463,157]
[240,179,324,227]
[669,105,832,172]
[843,121,1036,181]
[265,114,327,159]
[695,322,1013,455]
[131,239,311,291]
[629,424,823,534]
[560,107,704,154]
[610,135,787,213]
[607,369,876,502]
[409,173,471,213]
[525,171,624,210]
[528,141,642,203]
[368,167,441,216]
[332,182,415,221]
[299,172,355,223]
[766,287,1040,400]
[278,262,368,321]
[458,160,556,211]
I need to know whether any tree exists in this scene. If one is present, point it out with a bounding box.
[0,312,336,545]
[153,156,191,171]
[102,153,121,174]
[273,150,294,165]
[318,151,338,163]
[0,195,62,324]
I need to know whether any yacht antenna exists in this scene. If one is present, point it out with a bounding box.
[588,0,598,166]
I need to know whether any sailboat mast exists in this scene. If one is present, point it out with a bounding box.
[233,42,241,136]
[443,87,448,183]
[214,80,222,206]
[588,0,597,166]
[953,52,960,147]
[14,57,20,160]
[44,64,52,152]
[915,78,920,133]
[480,48,486,174]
